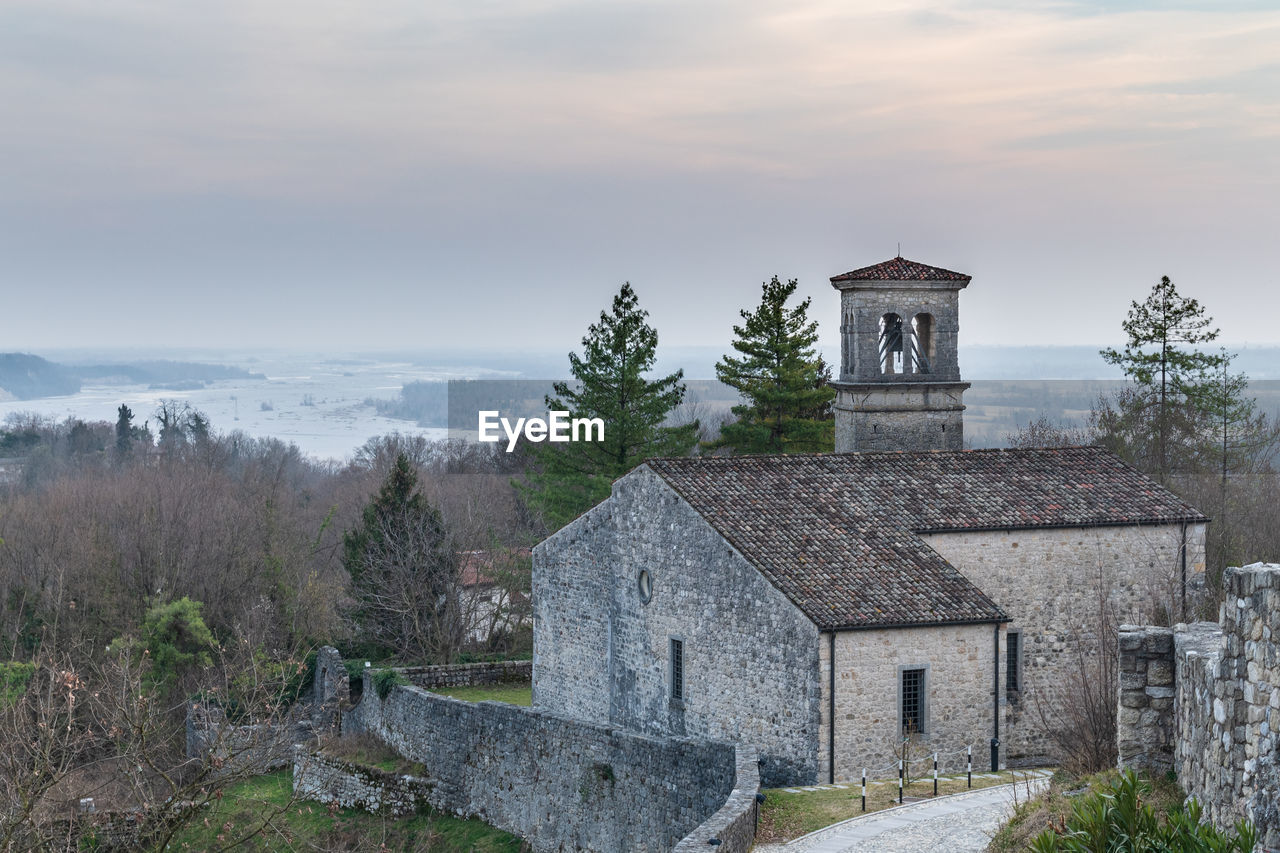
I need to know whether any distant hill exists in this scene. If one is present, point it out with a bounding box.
[0,353,81,400]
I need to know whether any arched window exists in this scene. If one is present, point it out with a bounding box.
[911,313,934,374]
[879,313,904,374]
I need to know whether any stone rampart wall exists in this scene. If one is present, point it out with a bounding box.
[396,659,531,688]
[343,672,754,852]
[671,744,760,853]
[1118,563,1280,851]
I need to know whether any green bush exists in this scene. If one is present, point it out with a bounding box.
[0,661,35,708]
[1029,770,1257,852]
[372,668,409,700]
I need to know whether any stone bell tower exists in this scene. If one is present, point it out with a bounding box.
[830,256,970,452]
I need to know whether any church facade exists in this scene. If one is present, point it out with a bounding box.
[530,257,1207,786]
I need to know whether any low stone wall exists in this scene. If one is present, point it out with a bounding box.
[43,812,147,852]
[344,672,752,852]
[396,659,531,689]
[292,747,434,816]
[672,744,760,852]
[1118,563,1280,850]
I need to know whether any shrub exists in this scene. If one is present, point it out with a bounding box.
[372,668,409,700]
[1028,770,1257,852]
[0,661,35,708]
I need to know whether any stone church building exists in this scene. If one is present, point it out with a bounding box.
[531,257,1207,787]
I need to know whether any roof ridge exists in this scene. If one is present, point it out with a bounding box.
[831,256,972,283]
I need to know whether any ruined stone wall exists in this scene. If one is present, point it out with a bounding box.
[1118,564,1280,850]
[534,466,822,786]
[343,676,747,853]
[820,623,998,781]
[292,747,434,817]
[923,522,1204,763]
[185,700,312,775]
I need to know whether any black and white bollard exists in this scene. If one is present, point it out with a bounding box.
[898,758,903,804]
[933,752,938,797]
[967,744,972,789]
[861,767,866,812]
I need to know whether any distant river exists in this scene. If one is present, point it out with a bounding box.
[0,352,512,463]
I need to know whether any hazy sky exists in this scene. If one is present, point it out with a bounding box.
[3,0,1278,352]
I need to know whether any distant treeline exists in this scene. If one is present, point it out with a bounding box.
[72,360,267,384]
[0,353,266,401]
[965,380,1280,448]
[370,379,449,427]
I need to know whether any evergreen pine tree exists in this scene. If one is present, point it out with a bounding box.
[115,404,134,456]
[342,453,459,661]
[521,282,697,529]
[1099,275,1226,485]
[713,276,835,454]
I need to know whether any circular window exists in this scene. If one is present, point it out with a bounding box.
[637,570,652,603]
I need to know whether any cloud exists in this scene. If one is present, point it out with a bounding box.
[0,0,1277,348]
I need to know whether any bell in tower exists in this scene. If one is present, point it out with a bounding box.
[830,256,971,452]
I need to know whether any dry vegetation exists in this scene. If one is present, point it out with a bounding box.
[0,411,542,848]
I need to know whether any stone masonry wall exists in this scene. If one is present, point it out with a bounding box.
[534,466,822,787]
[397,659,531,689]
[343,674,747,852]
[185,700,312,775]
[821,623,998,782]
[833,383,967,452]
[924,522,1204,763]
[836,282,963,383]
[1118,563,1280,851]
[671,744,761,853]
[1116,625,1177,773]
[293,747,434,817]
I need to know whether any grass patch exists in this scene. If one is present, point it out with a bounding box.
[757,769,1048,845]
[986,769,1181,852]
[424,683,532,706]
[167,771,528,852]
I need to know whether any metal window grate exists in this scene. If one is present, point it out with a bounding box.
[1006,632,1020,694]
[901,668,924,734]
[670,639,684,701]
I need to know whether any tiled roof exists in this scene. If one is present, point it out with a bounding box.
[459,548,531,588]
[644,447,1204,630]
[830,256,971,283]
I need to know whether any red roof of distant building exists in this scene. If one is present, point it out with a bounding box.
[459,548,531,588]
[831,256,971,283]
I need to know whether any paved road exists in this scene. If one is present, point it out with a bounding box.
[755,777,1049,853]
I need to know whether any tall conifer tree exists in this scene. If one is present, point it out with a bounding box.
[521,282,696,529]
[1098,275,1226,485]
[713,276,835,454]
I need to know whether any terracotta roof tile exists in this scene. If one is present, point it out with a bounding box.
[644,447,1204,630]
[830,256,971,283]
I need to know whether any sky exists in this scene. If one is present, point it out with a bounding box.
[2,0,1278,353]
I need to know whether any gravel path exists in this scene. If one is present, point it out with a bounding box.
[755,776,1049,853]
